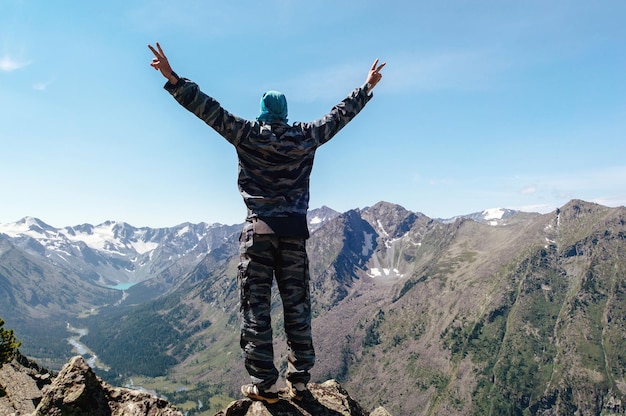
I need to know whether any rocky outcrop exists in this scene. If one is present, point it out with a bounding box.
[216,380,390,416]
[0,353,53,415]
[33,356,182,416]
[1,355,393,416]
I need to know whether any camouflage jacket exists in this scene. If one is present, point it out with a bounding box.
[165,78,372,235]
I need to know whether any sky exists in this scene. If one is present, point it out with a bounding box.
[1,0,625,228]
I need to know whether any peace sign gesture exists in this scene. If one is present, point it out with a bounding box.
[365,59,386,93]
[148,42,179,84]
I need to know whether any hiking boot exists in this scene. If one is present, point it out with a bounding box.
[241,383,279,404]
[286,380,309,401]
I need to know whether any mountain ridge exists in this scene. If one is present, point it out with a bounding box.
[1,199,625,415]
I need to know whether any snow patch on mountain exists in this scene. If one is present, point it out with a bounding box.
[438,207,519,226]
[63,223,158,255]
[376,220,389,237]
[368,267,403,278]
[310,216,323,225]
[482,208,507,221]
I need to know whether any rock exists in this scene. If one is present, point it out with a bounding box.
[33,356,183,416]
[0,352,53,415]
[215,379,386,416]
[369,407,393,416]
[3,354,393,416]
[0,361,42,414]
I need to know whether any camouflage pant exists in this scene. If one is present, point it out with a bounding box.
[238,221,315,389]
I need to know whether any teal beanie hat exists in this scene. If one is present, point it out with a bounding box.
[257,91,288,123]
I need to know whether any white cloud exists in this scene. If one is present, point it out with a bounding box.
[591,196,626,209]
[32,78,55,91]
[380,49,512,94]
[508,165,626,212]
[512,203,556,214]
[544,166,626,190]
[0,54,31,71]
[279,49,510,104]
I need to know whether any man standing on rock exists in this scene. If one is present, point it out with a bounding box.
[149,42,385,404]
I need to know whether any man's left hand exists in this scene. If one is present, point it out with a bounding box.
[365,59,386,93]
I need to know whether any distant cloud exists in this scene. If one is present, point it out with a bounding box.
[513,203,555,214]
[380,49,512,94]
[33,78,55,91]
[0,54,31,71]
[546,166,626,191]
[281,48,511,103]
[428,177,453,187]
[591,196,626,209]
[509,165,626,212]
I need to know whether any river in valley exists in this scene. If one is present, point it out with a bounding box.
[65,283,136,369]
[64,285,190,402]
[66,323,109,371]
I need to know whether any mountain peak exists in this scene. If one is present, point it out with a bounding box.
[439,207,522,226]
[481,207,509,220]
[0,216,55,238]
[308,206,340,233]
[361,202,420,239]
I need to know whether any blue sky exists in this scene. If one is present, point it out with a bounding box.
[1,0,625,228]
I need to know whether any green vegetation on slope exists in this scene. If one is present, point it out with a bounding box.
[0,317,21,365]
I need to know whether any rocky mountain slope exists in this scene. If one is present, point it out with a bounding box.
[1,199,625,415]
[0,354,391,416]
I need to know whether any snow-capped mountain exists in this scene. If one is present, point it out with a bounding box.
[0,216,241,287]
[439,207,520,225]
[0,206,528,289]
[307,205,340,233]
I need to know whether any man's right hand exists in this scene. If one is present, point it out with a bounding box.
[148,42,179,84]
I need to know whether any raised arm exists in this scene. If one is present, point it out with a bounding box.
[148,42,180,85]
[303,58,386,145]
[149,43,253,145]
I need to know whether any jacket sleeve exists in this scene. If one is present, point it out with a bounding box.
[164,78,254,146]
[301,83,373,146]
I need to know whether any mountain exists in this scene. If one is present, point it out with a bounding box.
[438,206,539,226]
[0,234,120,365]
[1,199,625,415]
[0,218,243,368]
[0,217,242,286]
[307,205,341,233]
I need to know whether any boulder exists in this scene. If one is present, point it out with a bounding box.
[0,353,52,415]
[216,379,382,416]
[33,356,183,416]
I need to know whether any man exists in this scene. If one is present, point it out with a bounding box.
[149,42,385,403]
